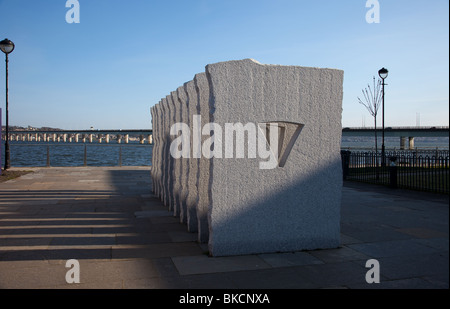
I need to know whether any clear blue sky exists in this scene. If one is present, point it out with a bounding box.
[0,0,448,130]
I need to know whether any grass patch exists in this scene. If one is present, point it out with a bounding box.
[0,169,33,183]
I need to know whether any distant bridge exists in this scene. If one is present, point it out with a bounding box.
[342,126,449,150]
[342,126,449,137]
[2,129,153,144]
[2,126,449,149]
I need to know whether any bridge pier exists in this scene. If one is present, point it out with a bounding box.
[400,136,415,150]
[400,137,407,150]
[148,134,153,144]
[409,137,415,150]
[125,134,129,144]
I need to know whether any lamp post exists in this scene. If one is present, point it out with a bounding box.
[378,67,388,167]
[0,38,15,170]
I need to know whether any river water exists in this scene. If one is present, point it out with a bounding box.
[1,142,153,167]
[1,136,448,168]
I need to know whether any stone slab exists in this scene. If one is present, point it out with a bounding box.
[205,59,343,256]
[184,80,199,233]
[194,72,211,244]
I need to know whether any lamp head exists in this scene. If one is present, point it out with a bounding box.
[378,67,388,80]
[0,38,15,54]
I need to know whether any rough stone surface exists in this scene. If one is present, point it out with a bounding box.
[154,103,162,198]
[151,59,344,256]
[161,97,172,208]
[205,59,343,256]
[168,93,178,214]
[150,106,156,192]
[176,86,189,224]
[194,72,212,244]
[185,80,199,233]
[151,104,161,197]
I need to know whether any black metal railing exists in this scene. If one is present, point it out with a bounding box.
[342,150,449,194]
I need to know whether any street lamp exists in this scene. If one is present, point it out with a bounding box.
[0,38,15,170]
[378,67,388,166]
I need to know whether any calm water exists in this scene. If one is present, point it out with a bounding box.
[341,136,449,151]
[1,136,449,167]
[1,141,153,167]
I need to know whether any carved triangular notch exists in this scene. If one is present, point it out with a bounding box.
[258,122,304,168]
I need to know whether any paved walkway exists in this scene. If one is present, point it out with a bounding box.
[0,167,448,289]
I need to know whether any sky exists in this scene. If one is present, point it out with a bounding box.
[0,0,448,130]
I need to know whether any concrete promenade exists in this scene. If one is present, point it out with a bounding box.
[0,167,448,289]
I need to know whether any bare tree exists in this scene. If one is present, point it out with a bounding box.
[358,76,382,153]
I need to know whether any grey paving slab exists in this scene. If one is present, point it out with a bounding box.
[421,273,450,289]
[111,242,203,260]
[414,238,449,252]
[226,267,317,289]
[395,227,448,239]
[308,246,371,263]
[171,255,272,276]
[161,272,238,289]
[134,210,172,218]
[258,251,323,267]
[123,272,238,289]
[49,236,116,246]
[78,259,161,282]
[168,231,198,243]
[349,277,444,289]
[341,223,413,243]
[115,233,172,245]
[340,233,363,245]
[0,261,67,289]
[292,261,370,288]
[348,239,440,258]
[373,253,449,281]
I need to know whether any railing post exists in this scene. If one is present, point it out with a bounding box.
[46,145,50,167]
[389,156,398,189]
[341,150,350,180]
[84,144,87,167]
[119,146,122,167]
